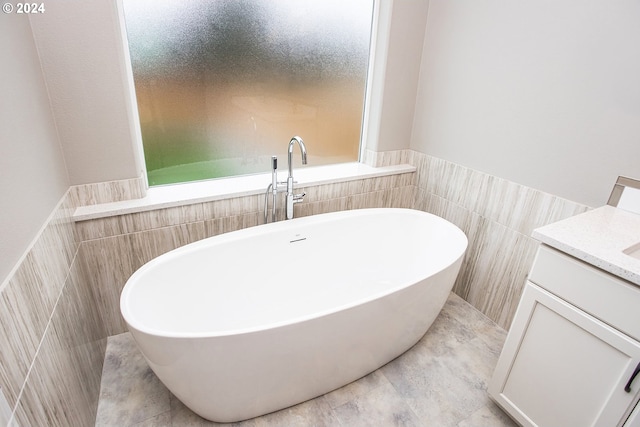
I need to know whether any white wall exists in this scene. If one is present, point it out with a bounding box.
[0,16,69,282]
[28,0,418,185]
[373,0,429,152]
[412,0,640,207]
[29,0,143,185]
[13,0,636,209]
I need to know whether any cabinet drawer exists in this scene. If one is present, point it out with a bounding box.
[530,245,640,341]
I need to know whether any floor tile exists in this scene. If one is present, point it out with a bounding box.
[331,382,422,427]
[323,369,388,409]
[457,401,518,427]
[95,334,170,426]
[95,293,518,427]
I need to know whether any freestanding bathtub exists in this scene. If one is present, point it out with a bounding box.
[120,208,467,422]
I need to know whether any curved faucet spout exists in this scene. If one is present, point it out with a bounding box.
[285,136,307,220]
[288,136,307,178]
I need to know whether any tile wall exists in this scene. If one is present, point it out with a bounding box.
[77,172,416,337]
[0,193,107,426]
[402,150,590,329]
[0,150,589,425]
[70,176,147,207]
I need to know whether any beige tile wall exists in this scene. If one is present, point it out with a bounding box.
[404,151,590,329]
[0,151,589,425]
[0,192,107,426]
[69,175,147,207]
[77,173,417,337]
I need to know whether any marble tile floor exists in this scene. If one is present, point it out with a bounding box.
[95,293,518,427]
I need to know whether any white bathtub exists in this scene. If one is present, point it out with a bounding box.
[120,208,467,422]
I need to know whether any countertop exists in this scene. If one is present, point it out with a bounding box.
[532,205,640,286]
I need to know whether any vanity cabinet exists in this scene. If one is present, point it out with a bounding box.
[627,401,640,427]
[489,245,640,427]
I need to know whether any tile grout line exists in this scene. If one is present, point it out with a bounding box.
[8,246,82,426]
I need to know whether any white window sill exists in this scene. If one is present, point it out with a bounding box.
[72,162,415,222]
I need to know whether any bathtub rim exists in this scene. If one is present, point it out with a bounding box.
[120,208,468,339]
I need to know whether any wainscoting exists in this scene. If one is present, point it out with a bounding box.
[78,172,416,337]
[403,151,589,329]
[0,193,106,426]
[0,150,589,425]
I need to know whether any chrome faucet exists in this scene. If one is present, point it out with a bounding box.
[286,136,307,220]
[263,155,280,224]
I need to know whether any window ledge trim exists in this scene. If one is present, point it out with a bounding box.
[73,162,415,222]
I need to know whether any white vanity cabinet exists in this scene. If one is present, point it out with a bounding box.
[489,245,640,427]
[627,401,640,427]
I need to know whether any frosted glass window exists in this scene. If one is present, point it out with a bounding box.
[123,0,374,186]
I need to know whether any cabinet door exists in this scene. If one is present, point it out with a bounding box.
[489,282,640,427]
[625,401,640,427]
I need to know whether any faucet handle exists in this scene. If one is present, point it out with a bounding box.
[293,192,306,203]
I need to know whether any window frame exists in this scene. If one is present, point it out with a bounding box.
[116,0,391,189]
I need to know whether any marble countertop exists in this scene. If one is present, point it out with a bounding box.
[532,205,640,286]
